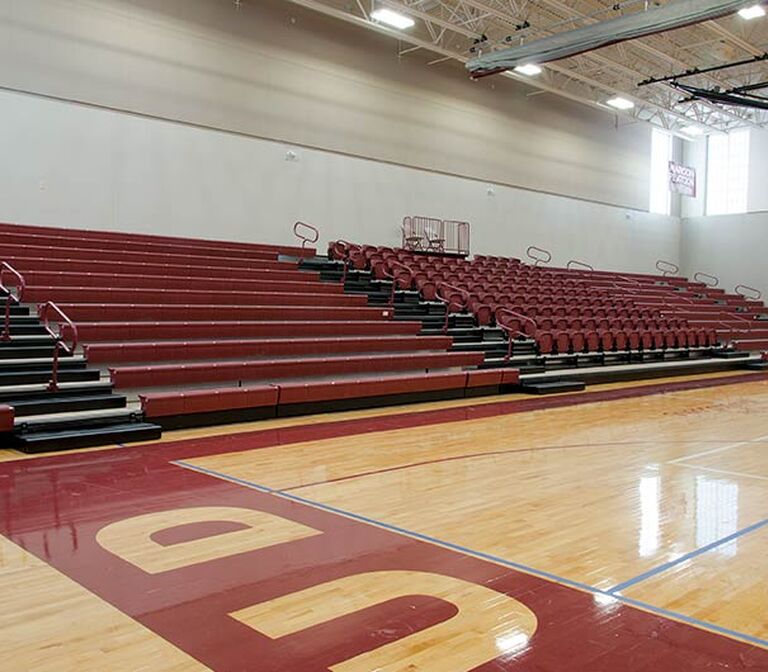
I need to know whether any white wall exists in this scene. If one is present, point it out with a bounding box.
[748,128,768,213]
[681,212,768,297]
[678,127,767,298]
[0,0,653,210]
[0,89,679,274]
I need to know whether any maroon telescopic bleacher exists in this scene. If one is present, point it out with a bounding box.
[329,241,768,359]
[0,223,507,445]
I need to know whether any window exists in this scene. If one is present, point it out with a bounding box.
[706,129,750,215]
[649,129,672,215]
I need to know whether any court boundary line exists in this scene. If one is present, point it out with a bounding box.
[280,437,768,491]
[667,433,768,464]
[174,459,768,651]
[668,462,768,481]
[608,518,768,594]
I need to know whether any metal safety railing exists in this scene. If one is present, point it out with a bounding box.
[566,259,594,272]
[38,302,79,392]
[1,262,26,342]
[694,271,719,288]
[435,282,471,334]
[401,217,470,255]
[655,259,680,277]
[526,245,552,266]
[381,260,415,306]
[735,284,762,301]
[293,221,319,249]
[496,308,538,360]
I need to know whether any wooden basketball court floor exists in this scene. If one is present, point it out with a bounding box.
[1,371,767,671]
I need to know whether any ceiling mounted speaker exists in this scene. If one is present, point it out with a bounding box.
[467,0,764,77]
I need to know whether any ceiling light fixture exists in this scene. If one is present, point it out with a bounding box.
[514,63,543,76]
[370,8,415,30]
[738,4,766,19]
[606,96,635,110]
[680,125,704,136]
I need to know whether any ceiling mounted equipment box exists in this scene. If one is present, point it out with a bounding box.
[467,0,764,77]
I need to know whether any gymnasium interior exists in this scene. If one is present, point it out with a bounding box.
[0,0,767,669]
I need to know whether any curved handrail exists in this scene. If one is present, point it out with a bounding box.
[334,240,362,284]
[694,271,719,288]
[526,245,552,267]
[38,302,79,392]
[566,259,594,272]
[39,302,79,353]
[293,221,319,249]
[655,259,680,277]
[496,308,538,360]
[382,259,415,305]
[496,307,537,332]
[1,262,26,343]
[0,261,26,302]
[735,284,762,301]
[435,281,471,334]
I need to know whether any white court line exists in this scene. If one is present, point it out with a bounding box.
[667,433,768,465]
[670,462,768,482]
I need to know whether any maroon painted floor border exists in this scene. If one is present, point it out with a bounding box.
[2,371,765,467]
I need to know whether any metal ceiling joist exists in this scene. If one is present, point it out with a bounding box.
[279,0,768,133]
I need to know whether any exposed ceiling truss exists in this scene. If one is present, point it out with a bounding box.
[281,0,768,134]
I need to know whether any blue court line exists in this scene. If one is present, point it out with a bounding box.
[173,460,768,650]
[608,518,768,595]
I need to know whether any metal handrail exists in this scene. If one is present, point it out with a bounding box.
[0,261,25,301]
[38,302,79,392]
[694,271,719,288]
[655,259,680,277]
[1,262,26,342]
[383,260,415,306]
[526,245,552,266]
[496,308,538,360]
[435,281,470,334]
[334,241,361,285]
[735,284,762,301]
[293,221,319,249]
[567,259,594,271]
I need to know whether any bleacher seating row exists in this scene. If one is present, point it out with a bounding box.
[329,242,768,355]
[0,222,489,445]
[140,368,519,428]
[2,219,765,448]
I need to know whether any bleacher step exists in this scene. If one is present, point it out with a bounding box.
[5,325,49,335]
[0,368,101,386]
[10,394,128,417]
[11,422,162,454]
[0,382,114,403]
[3,305,30,316]
[14,408,140,431]
[7,315,42,324]
[0,335,54,346]
[0,356,86,370]
[0,346,59,359]
[711,350,752,359]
